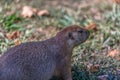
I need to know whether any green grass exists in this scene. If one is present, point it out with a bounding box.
[0,0,120,80]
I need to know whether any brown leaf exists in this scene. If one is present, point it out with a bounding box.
[107,49,119,57]
[21,6,37,18]
[37,10,49,16]
[5,31,20,40]
[94,12,101,20]
[14,39,22,46]
[98,75,109,80]
[87,63,100,73]
[37,27,44,33]
[113,0,120,4]
[90,8,102,20]
[14,0,20,3]
[86,23,97,31]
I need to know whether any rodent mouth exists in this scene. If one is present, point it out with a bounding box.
[81,30,90,42]
[86,30,90,38]
[79,31,90,43]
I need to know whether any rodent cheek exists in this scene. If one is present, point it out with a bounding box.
[75,36,82,44]
[79,34,86,42]
[67,39,76,47]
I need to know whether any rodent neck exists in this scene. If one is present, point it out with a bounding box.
[54,35,74,56]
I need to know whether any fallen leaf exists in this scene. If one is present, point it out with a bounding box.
[5,31,20,40]
[37,27,44,33]
[86,23,97,31]
[90,8,102,20]
[6,11,14,16]
[21,6,37,18]
[113,0,120,4]
[14,0,20,3]
[87,63,100,73]
[26,24,33,29]
[37,9,49,16]
[98,75,109,80]
[107,49,119,57]
[21,6,49,18]
[14,39,22,46]
[94,12,102,20]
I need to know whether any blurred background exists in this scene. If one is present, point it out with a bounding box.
[0,0,120,80]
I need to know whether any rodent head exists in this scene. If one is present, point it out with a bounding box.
[56,25,90,48]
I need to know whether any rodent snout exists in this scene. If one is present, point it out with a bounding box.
[79,29,90,37]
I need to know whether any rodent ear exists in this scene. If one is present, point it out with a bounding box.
[68,32,74,40]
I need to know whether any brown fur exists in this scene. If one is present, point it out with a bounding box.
[0,25,90,80]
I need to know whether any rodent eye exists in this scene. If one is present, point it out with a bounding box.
[78,30,83,33]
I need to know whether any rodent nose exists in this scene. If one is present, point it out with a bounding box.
[78,29,90,36]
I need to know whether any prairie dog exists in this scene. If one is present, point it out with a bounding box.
[0,25,90,80]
